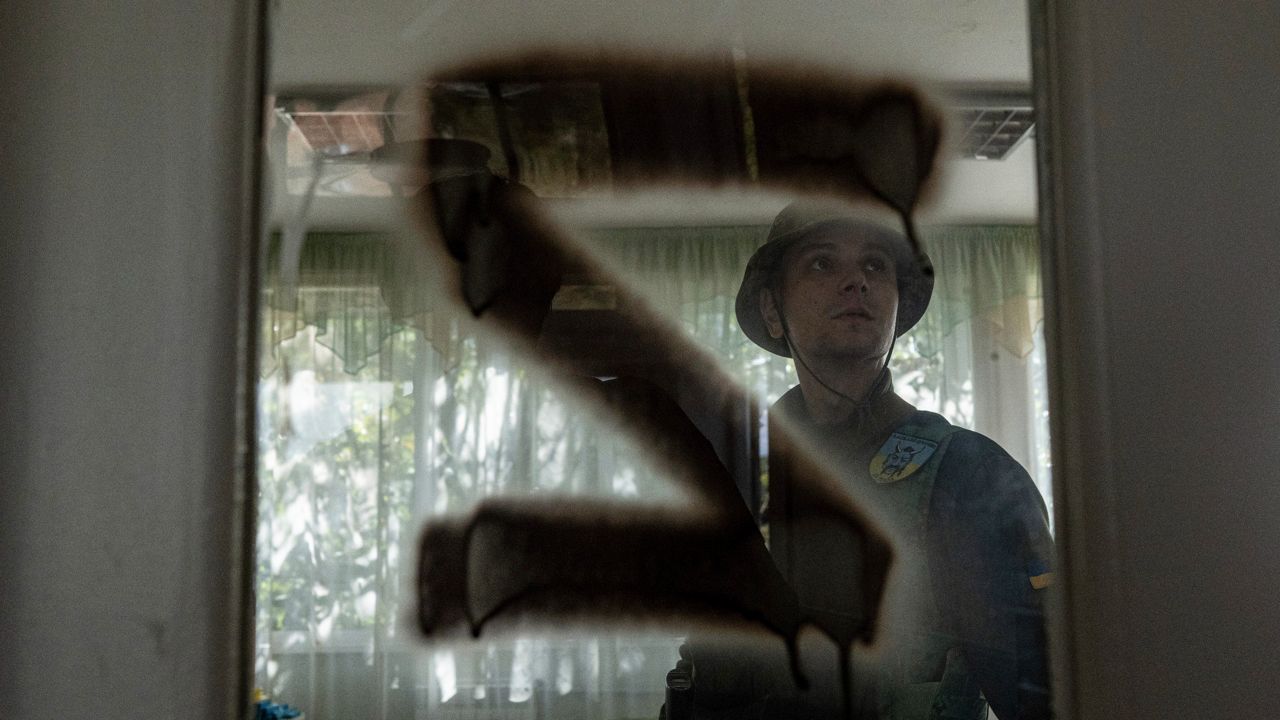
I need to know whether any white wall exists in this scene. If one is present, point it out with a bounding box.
[0,1,261,719]
[1037,2,1280,718]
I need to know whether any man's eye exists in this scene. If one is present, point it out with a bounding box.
[865,257,888,273]
[810,256,832,271]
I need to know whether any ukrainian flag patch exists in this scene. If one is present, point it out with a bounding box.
[869,432,939,483]
[1028,559,1054,589]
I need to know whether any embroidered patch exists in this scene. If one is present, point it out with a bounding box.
[869,432,939,483]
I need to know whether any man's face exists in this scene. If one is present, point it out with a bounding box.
[761,227,899,365]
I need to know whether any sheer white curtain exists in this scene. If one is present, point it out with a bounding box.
[895,226,1052,513]
[254,224,1049,719]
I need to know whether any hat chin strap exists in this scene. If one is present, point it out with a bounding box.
[776,294,894,422]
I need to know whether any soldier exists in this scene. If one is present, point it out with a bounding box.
[673,200,1055,720]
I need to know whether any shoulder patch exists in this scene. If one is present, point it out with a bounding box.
[869,432,940,483]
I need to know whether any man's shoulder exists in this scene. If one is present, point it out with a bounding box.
[890,412,1014,463]
[918,421,1049,529]
[894,409,953,433]
[891,413,1033,492]
[886,410,995,454]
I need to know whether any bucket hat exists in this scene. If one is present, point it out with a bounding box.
[735,201,934,358]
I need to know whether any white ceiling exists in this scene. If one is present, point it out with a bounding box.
[268,0,1038,228]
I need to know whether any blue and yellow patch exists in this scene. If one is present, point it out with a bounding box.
[1027,559,1054,589]
[869,432,939,483]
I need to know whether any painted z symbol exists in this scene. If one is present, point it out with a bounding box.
[411,51,943,666]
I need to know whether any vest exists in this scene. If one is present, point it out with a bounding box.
[869,416,987,720]
[767,390,988,720]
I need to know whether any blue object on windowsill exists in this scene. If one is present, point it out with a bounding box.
[254,699,303,720]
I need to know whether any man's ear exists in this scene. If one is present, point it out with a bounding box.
[759,289,784,340]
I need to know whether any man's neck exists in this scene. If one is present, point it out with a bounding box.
[794,355,888,424]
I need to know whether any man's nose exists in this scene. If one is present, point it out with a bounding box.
[839,268,869,294]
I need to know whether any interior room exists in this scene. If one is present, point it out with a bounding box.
[255,3,1054,717]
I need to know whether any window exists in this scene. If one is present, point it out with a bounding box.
[260,7,1052,718]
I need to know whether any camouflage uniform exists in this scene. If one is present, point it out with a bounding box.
[764,383,1054,720]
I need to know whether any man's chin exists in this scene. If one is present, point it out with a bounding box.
[808,343,890,367]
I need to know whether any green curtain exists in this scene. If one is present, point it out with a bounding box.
[262,224,1040,379]
[912,225,1042,359]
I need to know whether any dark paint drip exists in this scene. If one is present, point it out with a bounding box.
[839,641,855,720]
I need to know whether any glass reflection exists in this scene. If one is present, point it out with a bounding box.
[256,10,1052,720]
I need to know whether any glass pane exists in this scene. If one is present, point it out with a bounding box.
[256,4,1054,720]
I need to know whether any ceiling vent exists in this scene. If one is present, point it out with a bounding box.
[952,101,1035,160]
